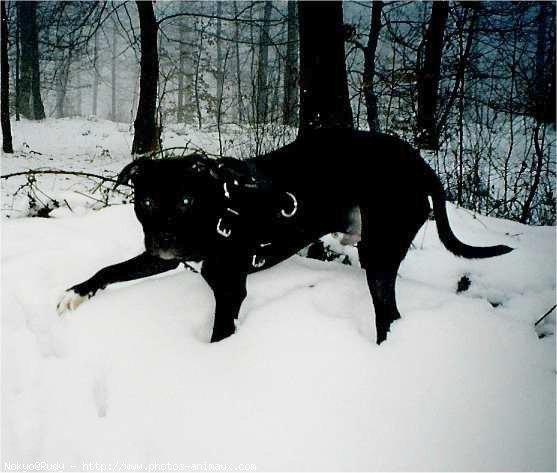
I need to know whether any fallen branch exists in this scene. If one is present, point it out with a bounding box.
[534,304,557,326]
[1,169,124,184]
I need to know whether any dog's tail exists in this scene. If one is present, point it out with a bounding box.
[427,168,513,259]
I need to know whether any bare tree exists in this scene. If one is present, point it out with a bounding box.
[215,2,225,124]
[176,31,185,123]
[132,0,160,157]
[282,1,298,127]
[298,1,353,132]
[256,1,272,124]
[416,1,448,150]
[1,0,13,153]
[347,0,384,132]
[55,49,72,118]
[111,18,118,121]
[233,1,245,123]
[92,30,99,116]
[532,2,554,125]
[17,1,45,120]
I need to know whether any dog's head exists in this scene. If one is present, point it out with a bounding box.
[116,156,219,261]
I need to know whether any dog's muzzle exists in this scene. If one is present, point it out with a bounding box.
[150,232,180,260]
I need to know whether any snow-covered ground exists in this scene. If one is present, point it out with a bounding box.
[2,119,556,471]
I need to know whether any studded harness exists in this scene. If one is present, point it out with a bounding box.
[207,159,299,269]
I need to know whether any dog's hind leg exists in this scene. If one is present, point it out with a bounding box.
[358,199,429,344]
[361,265,400,344]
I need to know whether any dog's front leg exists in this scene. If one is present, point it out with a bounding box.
[57,252,180,314]
[202,258,248,343]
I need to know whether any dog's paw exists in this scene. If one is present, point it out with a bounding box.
[56,290,89,316]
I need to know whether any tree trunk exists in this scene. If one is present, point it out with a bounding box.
[282,1,298,127]
[1,0,13,153]
[436,5,478,139]
[55,64,64,118]
[177,24,185,123]
[233,1,244,123]
[215,2,224,125]
[130,65,140,121]
[362,0,383,132]
[533,2,554,124]
[76,67,82,116]
[520,123,545,223]
[15,14,20,121]
[255,1,272,124]
[416,2,448,150]
[17,2,31,119]
[194,22,204,129]
[132,0,160,157]
[175,2,192,124]
[298,1,353,133]
[111,19,118,121]
[30,2,44,120]
[55,52,71,118]
[270,55,281,121]
[17,1,45,120]
[92,30,99,115]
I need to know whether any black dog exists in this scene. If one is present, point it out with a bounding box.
[57,129,513,344]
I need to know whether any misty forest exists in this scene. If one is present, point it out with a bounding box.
[1,0,555,224]
[1,1,556,471]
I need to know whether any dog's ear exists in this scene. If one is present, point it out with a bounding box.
[114,160,144,188]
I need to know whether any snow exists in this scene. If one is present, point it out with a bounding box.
[2,119,556,471]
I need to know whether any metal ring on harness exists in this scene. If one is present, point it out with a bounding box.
[281,192,298,218]
[252,254,266,268]
[216,217,232,238]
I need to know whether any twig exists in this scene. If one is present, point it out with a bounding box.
[458,206,490,230]
[534,304,557,327]
[72,190,108,205]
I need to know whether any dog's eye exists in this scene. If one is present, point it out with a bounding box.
[182,196,191,206]
[143,198,153,207]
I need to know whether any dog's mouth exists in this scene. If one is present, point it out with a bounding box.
[151,243,203,262]
[157,249,179,260]
[145,232,183,261]
[145,232,204,262]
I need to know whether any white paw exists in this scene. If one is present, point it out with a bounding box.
[56,290,88,316]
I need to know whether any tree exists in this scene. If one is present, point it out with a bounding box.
[416,1,448,150]
[132,0,160,157]
[255,1,272,124]
[532,2,555,125]
[233,1,245,123]
[17,1,45,120]
[1,0,13,153]
[176,4,193,124]
[346,0,384,132]
[520,2,554,223]
[298,1,353,133]
[212,2,231,129]
[111,18,118,121]
[55,48,72,118]
[92,30,99,115]
[363,1,383,132]
[282,1,298,127]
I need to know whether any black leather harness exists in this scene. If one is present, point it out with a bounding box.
[208,158,299,269]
